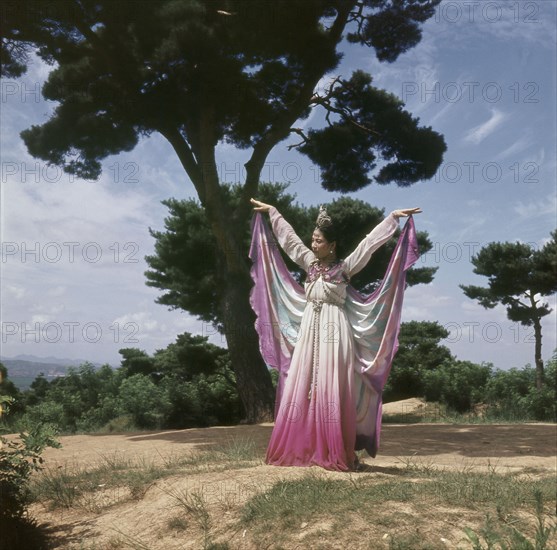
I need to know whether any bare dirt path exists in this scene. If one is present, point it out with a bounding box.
[41,422,556,474]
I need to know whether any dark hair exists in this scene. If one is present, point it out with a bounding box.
[315,224,338,244]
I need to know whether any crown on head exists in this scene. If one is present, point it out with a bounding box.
[315,205,332,229]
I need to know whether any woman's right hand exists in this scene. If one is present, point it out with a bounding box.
[250,198,273,213]
[392,207,422,219]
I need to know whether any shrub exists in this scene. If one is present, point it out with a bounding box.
[423,359,492,413]
[0,396,60,549]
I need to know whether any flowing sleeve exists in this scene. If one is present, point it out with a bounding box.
[345,217,420,458]
[344,212,399,277]
[249,213,307,417]
[268,207,313,271]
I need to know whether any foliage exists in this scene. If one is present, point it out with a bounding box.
[483,356,556,421]
[11,346,556,433]
[384,321,452,401]
[0,394,60,550]
[118,374,171,429]
[0,419,61,518]
[3,0,444,186]
[0,362,23,418]
[462,235,557,316]
[20,363,121,432]
[15,332,242,433]
[417,353,556,420]
[119,349,157,378]
[423,359,493,413]
[0,363,20,400]
[300,70,444,190]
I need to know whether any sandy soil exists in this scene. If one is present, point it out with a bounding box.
[29,403,556,549]
[40,420,556,475]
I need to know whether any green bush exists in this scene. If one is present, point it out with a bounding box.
[483,358,556,421]
[0,396,60,549]
[423,359,492,413]
[119,374,171,429]
[19,400,67,430]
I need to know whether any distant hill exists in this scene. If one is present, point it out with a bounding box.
[0,356,111,390]
[3,354,106,367]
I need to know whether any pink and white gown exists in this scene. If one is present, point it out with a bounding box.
[249,207,419,471]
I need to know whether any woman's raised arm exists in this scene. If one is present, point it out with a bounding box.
[344,208,421,276]
[251,198,313,270]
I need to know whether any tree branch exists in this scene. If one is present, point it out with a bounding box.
[312,79,382,137]
[237,2,355,220]
[287,128,311,151]
[157,125,204,201]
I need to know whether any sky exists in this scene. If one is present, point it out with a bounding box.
[1,0,556,371]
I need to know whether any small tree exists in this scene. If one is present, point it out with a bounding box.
[461,232,557,389]
[119,348,158,378]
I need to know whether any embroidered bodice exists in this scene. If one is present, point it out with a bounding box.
[306,260,350,285]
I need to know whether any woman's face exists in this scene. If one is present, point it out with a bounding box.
[312,229,335,259]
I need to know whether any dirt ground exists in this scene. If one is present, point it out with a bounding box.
[29,401,556,549]
[40,420,556,474]
[39,397,556,474]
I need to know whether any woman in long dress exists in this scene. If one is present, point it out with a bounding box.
[249,198,420,471]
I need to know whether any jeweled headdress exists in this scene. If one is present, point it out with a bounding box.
[316,205,332,229]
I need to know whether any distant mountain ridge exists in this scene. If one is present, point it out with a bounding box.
[2,354,106,367]
[0,355,112,390]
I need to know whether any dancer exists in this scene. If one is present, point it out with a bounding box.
[249,198,420,471]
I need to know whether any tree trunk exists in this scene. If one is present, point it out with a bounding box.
[221,270,276,423]
[532,317,544,390]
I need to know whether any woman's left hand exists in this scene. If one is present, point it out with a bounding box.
[393,207,422,219]
[250,198,273,213]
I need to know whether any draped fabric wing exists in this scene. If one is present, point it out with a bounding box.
[249,213,419,444]
[346,217,419,456]
[249,213,307,417]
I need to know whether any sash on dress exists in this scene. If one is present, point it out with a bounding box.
[249,213,419,456]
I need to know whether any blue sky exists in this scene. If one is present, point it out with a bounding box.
[1,1,555,370]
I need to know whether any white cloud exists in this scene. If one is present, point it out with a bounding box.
[4,284,26,300]
[492,134,533,162]
[47,286,66,297]
[402,284,454,320]
[113,311,159,334]
[464,109,507,145]
[30,314,52,324]
[514,193,557,219]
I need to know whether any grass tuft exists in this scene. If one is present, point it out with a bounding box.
[29,437,265,512]
[240,467,556,548]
